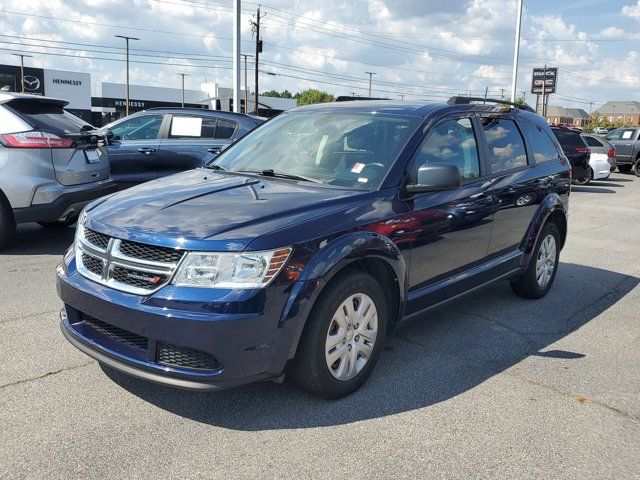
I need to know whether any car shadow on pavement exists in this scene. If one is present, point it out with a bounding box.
[571,186,616,194]
[587,181,624,188]
[1,223,75,256]
[103,262,638,430]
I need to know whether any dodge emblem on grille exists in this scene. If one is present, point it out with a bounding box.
[126,272,162,284]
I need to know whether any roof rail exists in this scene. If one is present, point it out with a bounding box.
[447,96,535,113]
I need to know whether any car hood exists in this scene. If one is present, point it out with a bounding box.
[85,169,368,251]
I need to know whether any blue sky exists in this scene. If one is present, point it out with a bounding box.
[0,0,638,111]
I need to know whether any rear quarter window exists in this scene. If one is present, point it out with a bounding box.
[551,129,585,147]
[6,99,91,134]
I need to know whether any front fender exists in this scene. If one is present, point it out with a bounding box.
[276,232,406,361]
[521,192,568,266]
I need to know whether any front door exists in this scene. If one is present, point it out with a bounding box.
[105,113,166,187]
[404,115,494,314]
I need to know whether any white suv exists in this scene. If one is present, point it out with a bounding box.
[0,92,116,248]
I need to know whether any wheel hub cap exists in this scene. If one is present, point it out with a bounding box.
[325,293,378,381]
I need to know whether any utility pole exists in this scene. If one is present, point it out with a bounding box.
[400,94,405,101]
[11,54,32,93]
[541,63,547,118]
[500,88,505,99]
[251,7,264,115]
[365,72,376,97]
[178,73,189,107]
[115,35,139,116]
[510,0,523,102]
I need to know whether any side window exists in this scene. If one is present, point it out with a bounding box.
[621,128,636,140]
[583,136,604,147]
[215,119,237,139]
[605,129,622,141]
[519,121,559,162]
[413,117,480,182]
[109,115,164,141]
[481,117,528,173]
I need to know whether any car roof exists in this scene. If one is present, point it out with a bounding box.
[141,107,260,123]
[0,91,69,107]
[287,100,546,121]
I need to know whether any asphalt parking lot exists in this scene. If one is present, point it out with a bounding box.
[1,174,639,479]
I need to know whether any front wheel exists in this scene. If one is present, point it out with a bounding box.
[289,271,387,399]
[633,159,640,178]
[618,164,632,174]
[0,196,16,250]
[511,222,561,299]
[571,168,592,185]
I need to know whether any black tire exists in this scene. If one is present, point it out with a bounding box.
[618,164,632,174]
[0,195,16,250]
[634,159,640,178]
[572,168,592,185]
[37,218,77,229]
[511,222,561,299]
[288,270,388,399]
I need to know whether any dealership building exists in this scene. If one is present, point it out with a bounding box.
[0,63,296,126]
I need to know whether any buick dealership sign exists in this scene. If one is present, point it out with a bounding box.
[531,67,558,94]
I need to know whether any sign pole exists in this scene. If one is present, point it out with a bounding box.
[232,0,241,113]
[509,0,523,102]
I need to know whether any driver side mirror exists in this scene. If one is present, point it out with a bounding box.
[406,163,461,194]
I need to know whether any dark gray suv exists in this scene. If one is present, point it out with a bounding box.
[0,92,116,248]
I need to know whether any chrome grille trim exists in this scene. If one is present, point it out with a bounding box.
[75,225,183,296]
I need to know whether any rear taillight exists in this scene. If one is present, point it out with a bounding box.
[575,146,589,153]
[607,148,615,157]
[0,131,73,149]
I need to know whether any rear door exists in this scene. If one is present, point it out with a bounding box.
[6,98,110,186]
[104,113,167,187]
[156,115,238,179]
[606,128,637,163]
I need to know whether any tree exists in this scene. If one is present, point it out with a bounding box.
[261,89,294,98]
[295,89,334,105]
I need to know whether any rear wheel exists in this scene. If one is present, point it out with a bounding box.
[289,271,387,399]
[618,164,632,173]
[633,159,640,178]
[572,168,592,185]
[0,195,16,249]
[511,222,560,299]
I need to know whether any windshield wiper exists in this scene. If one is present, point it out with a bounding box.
[238,169,321,184]
[204,163,226,171]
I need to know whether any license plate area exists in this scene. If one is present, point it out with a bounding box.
[85,149,101,164]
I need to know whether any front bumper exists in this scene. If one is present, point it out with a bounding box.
[13,179,117,223]
[56,252,319,391]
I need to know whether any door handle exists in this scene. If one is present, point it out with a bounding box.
[137,147,156,154]
[207,147,222,153]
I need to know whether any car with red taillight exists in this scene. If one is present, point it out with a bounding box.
[0,92,116,248]
[551,126,591,185]
[581,134,617,181]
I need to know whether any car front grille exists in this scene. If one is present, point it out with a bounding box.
[82,313,148,350]
[84,228,110,250]
[76,225,183,295]
[157,342,221,370]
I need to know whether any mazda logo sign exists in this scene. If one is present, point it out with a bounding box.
[23,75,40,91]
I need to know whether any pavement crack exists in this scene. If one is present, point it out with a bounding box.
[508,371,640,423]
[0,361,94,390]
[0,309,59,325]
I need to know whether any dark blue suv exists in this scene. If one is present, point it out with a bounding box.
[57,98,570,398]
[100,108,262,188]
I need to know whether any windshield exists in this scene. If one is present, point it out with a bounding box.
[211,111,420,190]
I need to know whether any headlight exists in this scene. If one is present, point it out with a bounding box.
[172,248,291,288]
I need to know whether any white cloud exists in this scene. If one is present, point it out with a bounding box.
[621,1,640,20]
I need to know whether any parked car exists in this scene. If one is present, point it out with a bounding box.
[581,134,617,180]
[550,126,591,185]
[0,92,115,249]
[592,126,610,135]
[100,108,263,188]
[604,127,640,176]
[57,98,570,398]
[554,123,582,132]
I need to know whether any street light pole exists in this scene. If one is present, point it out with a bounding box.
[115,35,139,116]
[11,54,32,93]
[178,73,189,107]
[232,0,241,113]
[241,54,253,113]
[365,72,376,97]
[510,0,524,102]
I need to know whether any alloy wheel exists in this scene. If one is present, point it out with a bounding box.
[536,234,557,288]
